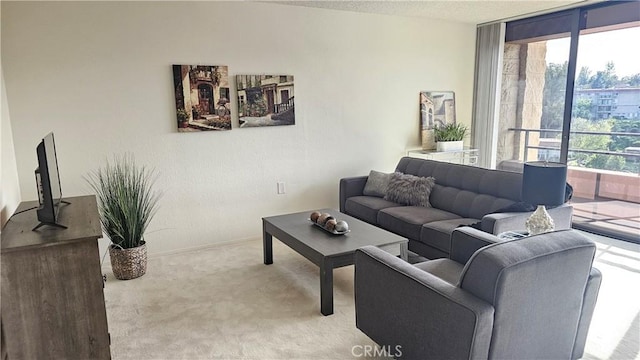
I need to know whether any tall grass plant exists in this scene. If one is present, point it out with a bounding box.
[86,154,161,249]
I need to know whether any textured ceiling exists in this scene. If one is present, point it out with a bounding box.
[268,0,590,24]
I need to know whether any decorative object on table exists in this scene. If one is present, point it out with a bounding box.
[309,211,350,235]
[420,91,456,150]
[172,65,231,132]
[236,75,295,128]
[521,161,567,235]
[310,211,321,223]
[317,213,333,226]
[335,220,349,233]
[86,154,162,280]
[325,219,338,232]
[434,123,468,152]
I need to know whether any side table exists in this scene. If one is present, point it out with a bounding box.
[407,148,479,166]
[497,230,530,240]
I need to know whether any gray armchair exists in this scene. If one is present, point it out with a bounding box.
[354,227,602,360]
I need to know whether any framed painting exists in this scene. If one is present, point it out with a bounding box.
[236,75,295,127]
[420,91,456,149]
[420,91,456,130]
[172,65,231,132]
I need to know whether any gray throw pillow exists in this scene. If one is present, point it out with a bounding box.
[363,170,392,198]
[384,172,435,207]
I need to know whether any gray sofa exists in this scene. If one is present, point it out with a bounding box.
[340,157,573,259]
[354,227,602,359]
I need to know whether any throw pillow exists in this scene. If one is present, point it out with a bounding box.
[363,170,392,198]
[384,172,435,207]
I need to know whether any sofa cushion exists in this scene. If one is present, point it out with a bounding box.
[414,258,465,285]
[430,185,516,219]
[396,158,523,201]
[384,172,435,207]
[363,170,392,197]
[409,241,449,260]
[420,218,480,254]
[377,206,460,241]
[345,196,400,225]
[394,158,523,219]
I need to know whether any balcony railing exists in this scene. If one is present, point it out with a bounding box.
[508,128,640,174]
[505,127,640,242]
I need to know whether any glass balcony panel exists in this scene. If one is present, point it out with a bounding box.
[568,25,640,242]
[497,21,639,243]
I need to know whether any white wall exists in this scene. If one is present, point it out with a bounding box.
[1,1,475,254]
[1,65,21,228]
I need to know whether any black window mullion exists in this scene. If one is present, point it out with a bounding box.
[559,9,584,164]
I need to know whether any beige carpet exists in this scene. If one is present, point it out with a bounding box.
[103,232,640,360]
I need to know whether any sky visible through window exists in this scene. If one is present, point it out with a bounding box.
[545,26,640,77]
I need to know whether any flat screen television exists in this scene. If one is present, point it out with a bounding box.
[34,132,68,230]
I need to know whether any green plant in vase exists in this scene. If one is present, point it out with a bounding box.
[434,123,468,142]
[434,123,468,152]
[86,154,161,280]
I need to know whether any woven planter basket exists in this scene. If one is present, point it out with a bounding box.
[109,242,147,280]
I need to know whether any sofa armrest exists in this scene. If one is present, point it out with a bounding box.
[450,227,502,264]
[572,267,602,360]
[355,246,494,360]
[481,204,573,234]
[339,176,368,212]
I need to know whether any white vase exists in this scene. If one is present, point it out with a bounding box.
[436,140,463,152]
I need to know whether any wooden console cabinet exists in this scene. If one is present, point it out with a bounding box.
[1,195,110,359]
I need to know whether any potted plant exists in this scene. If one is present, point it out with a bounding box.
[86,154,161,280]
[434,123,468,152]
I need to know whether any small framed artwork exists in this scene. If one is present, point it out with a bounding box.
[172,65,231,132]
[420,91,456,130]
[236,75,295,128]
[420,91,456,149]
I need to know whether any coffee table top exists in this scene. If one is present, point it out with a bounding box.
[263,209,406,258]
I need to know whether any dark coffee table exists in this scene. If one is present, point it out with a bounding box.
[263,209,408,315]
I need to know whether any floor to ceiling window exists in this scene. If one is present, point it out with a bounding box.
[496,1,640,243]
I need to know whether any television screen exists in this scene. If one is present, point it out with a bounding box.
[43,133,62,204]
[35,132,66,229]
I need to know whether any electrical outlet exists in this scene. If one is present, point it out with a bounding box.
[277,182,286,194]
